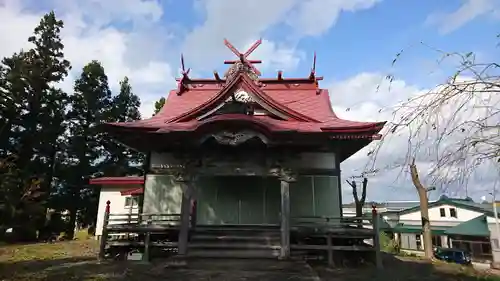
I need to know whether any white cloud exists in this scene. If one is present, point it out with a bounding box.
[0,0,42,56]
[427,0,500,34]
[247,39,305,74]
[0,0,175,118]
[286,0,380,37]
[332,73,500,202]
[183,0,380,71]
[1,0,381,117]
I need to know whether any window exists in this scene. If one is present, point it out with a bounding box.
[432,235,442,247]
[439,208,446,217]
[449,208,457,218]
[124,196,139,208]
[492,239,499,249]
[482,242,492,254]
[416,234,422,250]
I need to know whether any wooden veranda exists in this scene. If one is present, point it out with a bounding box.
[97,201,383,268]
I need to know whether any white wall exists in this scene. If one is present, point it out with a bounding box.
[399,204,483,224]
[95,184,141,237]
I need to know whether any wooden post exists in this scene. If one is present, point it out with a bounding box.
[280,178,291,259]
[127,200,133,240]
[327,232,333,266]
[372,205,383,269]
[190,199,197,230]
[178,181,193,256]
[98,200,111,260]
[143,217,152,262]
[139,152,151,224]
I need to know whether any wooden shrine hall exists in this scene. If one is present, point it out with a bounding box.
[92,39,386,266]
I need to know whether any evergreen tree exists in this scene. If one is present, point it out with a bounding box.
[0,11,70,237]
[153,97,165,115]
[101,76,143,177]
[26,11,71,202]
[64,61,113,237]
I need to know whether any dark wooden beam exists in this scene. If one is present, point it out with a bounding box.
[213,71,221,81]
[177,181,193,256]
[224,59,262,64]
[174,76,323,83]
[280,179,291,259]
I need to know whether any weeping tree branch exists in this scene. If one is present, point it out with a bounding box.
[359,42,500,259]
[365,42,500,193]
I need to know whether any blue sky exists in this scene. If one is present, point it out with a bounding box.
[153,0,500,86]
[1,0,499,203]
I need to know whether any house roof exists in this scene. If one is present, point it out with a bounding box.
[392,223,451,235]
[343,200,438,212]
[89,176,145,185]
[444,215,490,237]
[120,187,144,196]
[398,196,494,216]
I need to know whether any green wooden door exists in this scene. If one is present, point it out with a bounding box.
[264,177,280,224]
[215,177,240,224]
[239,177,265,224]
[195,176,280,225]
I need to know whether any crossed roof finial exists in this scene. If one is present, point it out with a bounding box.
[223,38,262,76]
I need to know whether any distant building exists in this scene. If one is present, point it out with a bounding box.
[343,196,497,264]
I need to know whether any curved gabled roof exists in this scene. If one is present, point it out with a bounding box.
[103,73,385,135]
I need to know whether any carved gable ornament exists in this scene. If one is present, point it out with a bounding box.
[212,130,260,146]
[224,61,259,81]
[225,89,254,103]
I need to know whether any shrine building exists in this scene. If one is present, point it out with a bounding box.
[92,39,386,260]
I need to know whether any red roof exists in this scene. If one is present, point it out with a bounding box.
[89,176,145,185]
[101,40,385,136]
[103,75,384,134]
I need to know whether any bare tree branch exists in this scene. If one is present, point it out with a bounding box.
[365,44,500,193]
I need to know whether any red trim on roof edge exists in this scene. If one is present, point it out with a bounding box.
[120,187,144,196]
[89,176,145,185]
[170,73,319,123]
[320,121,386,133]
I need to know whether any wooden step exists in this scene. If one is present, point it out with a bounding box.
[191,234,280,242]
[193,225,280,234]
[189,242,281,250]
[187,249,280,259]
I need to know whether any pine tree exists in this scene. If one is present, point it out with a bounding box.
[101,76,143,177]
[26,11,71,202]
[0,11,71,237]
[64,61,112,237]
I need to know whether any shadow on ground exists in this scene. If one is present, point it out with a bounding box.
[1,253,500,281]
[0,257,315,281]
[311,253,500,281]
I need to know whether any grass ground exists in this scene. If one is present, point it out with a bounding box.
[1,239,500,281]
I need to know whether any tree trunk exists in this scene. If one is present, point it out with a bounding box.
[409,158,433,259]
[65,207,77,240]
[346,178,368,228]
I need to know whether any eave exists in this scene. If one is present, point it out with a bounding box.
[89,176,145,185]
